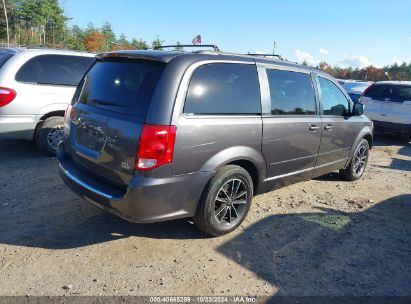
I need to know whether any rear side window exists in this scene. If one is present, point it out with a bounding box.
[15,55,94,86]
[184,63,261,115]
[389,85,411,102]
[364,84,411,102]
[0,53,14,69]
[363,84,390,100]
[266,69,316,115]
[318,77,350,116]
[77,59,165,117]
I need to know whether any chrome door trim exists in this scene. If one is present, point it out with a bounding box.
[264,158,347,182]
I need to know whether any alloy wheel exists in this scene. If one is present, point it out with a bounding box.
[353,144,368,175]
[214,179,248,226]
[47,125,64,150]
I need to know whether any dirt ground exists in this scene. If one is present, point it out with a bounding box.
[0,136,410,297]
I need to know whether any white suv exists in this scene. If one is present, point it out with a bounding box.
[360,81,411,138]
[0,47,94,155]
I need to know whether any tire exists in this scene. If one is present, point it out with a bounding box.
[35,116,65,156]
[194,165,254,236]
[339,138,370,181]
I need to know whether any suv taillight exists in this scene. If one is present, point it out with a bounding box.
[64,105,74,127]
[135,124,177,171]
[0,87,17,107]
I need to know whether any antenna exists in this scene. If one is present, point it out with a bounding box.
[273,41,276,56]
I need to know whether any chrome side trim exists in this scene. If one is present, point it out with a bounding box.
[315,158,347,169]
[59,163,113,199]
[264,158,347,182]
[264,166,314,182]
[269,154,315,166]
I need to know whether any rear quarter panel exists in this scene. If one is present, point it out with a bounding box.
[168,59,266,190]
[172,115,265,175]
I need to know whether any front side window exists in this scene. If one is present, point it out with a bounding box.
[184,63,261,115]
[266,69,316,115]
[318,77,350,116]
[15,55,94,86]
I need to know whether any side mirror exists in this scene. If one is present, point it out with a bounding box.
[352,103,364,116]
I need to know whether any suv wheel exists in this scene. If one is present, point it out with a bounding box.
[339,138,370,181]
[194,165,253,236]
[35,116,65,156]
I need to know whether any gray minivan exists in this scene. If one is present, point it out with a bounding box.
[57,50,373,236]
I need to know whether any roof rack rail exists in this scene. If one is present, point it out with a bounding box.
[22,45,94,54]
[247,53,284,61]
[154,44,221,52]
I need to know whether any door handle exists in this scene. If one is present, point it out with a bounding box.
[309,125,320,131]
[324,124,333,131]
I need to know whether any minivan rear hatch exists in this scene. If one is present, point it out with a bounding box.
[67,57,165,189]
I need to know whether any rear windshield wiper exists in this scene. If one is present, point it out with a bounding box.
[91,99,127,107]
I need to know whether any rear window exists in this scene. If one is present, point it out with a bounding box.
[77,59,165,117]
[184,63,261,115]
[0,53,13,69]
[15,55,94,86]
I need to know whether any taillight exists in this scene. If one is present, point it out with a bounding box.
[135,124,177,171]
[64,105,74,127]
[0,87,17,107]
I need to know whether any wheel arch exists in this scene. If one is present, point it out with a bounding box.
[198,146,267,195]
[345,126,373,168]
[363,133,373,149]
[39,110,65,122]
[226,159,260,195]
[34,111,65,139]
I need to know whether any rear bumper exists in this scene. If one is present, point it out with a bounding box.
[58,148,211,223]
[0,115,39,140]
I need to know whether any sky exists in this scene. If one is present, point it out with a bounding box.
[62,0,411,68]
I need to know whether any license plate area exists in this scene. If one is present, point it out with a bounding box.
[74,121,106,152]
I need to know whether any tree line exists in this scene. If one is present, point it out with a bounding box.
[0,0,170,51]
[1,0,410,81]
[311,61,411,82]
